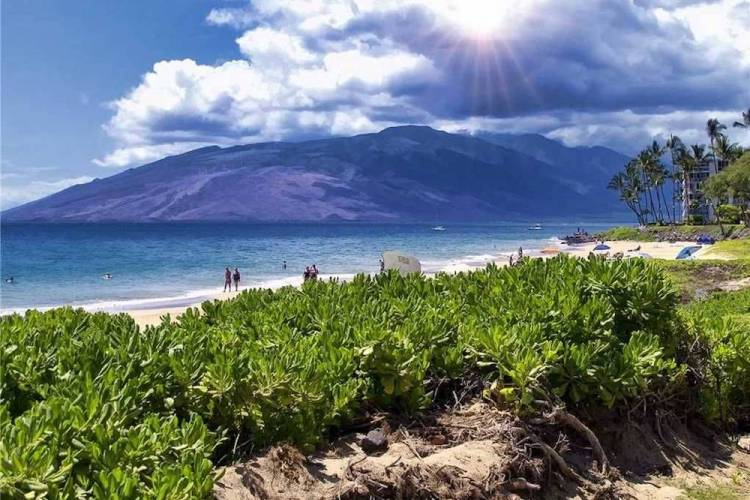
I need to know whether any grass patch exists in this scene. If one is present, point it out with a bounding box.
[702,239,750,259]
[598,224,746,242]
[679,483,748,500]
[598,226,656,241]
[654,259,750,301]
[683,287,750,325]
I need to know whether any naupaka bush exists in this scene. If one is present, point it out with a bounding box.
[0,255,711,498]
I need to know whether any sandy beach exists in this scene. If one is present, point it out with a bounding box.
[122,239,722,328]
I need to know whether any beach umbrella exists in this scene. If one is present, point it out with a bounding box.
[676,246,702,260]
[541,246,560,254]
[593,243,610,251]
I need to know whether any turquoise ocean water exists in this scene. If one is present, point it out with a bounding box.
[0,221,627,312]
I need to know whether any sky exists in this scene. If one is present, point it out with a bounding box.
[2,0,749,208]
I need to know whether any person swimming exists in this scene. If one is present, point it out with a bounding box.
[282,260,287,270]
[5,276,15,284]
[102,273,113,280]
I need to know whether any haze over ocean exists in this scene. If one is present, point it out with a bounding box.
[0,221,625,311]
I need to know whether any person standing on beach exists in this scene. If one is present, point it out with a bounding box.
[232,268,241,291]
[518,247,524,260]
[224,267,232,292]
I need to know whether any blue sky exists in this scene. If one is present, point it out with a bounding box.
[2,0,749,208]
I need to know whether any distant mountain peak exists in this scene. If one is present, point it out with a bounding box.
[2,127,630,222]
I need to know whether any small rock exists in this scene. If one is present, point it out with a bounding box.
[361,429,388,454]
[739,435,750,452]
[429,434,447,446]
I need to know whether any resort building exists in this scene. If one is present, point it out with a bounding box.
[682,158,730,222]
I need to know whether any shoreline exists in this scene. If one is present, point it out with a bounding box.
[1,239,719,327]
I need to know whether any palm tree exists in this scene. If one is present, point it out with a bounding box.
[608,172,643,224]
[733,108,750,128]
[625,160,646,223]
[636,150,658,224]
[713,134,742,165]
[706,118,726,174]
[665,134,684,223]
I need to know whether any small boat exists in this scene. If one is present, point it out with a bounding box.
[432,225,446,231]
[528,224,543,230]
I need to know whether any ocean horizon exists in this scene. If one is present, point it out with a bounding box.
[0,220,628,313]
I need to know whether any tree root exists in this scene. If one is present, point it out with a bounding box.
[548,408,610,474]
[528,433,585,484]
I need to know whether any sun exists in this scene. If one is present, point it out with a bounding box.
[449,0,508,37]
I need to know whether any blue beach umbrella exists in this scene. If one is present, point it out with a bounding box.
[593,243,610,251]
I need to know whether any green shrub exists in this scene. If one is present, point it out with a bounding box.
[717,204,742,224]
[682,289,750,425]
[1,255,741,497]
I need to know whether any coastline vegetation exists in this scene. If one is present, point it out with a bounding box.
[607,112,749,228]
[656,259,750,300]
[2,255,750,497]
[597,224,746,242]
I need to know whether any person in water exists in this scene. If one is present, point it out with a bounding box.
[232,267,241,291]
[5,276,14,284]
[282,260,287,270]
[224,267,232,292]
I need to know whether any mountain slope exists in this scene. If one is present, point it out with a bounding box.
[475,132,629,196]
[2,126,630,222]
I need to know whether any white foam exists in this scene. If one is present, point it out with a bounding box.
[0,240,563,316]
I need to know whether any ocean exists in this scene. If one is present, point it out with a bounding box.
[0,221,626,312]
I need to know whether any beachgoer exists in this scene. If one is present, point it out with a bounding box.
[224,267,232,292]
[312,264,319,280]
[509,255,514,267]
[5,276,14,284]
[283,260,287,270]
[379,258,385,273]
[102,273,112,280]
[232,268,241,291]
[303,266,311,281]
[518,247,523,260]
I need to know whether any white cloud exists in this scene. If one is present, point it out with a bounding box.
[96,0,750,167]
[1,176,94,209]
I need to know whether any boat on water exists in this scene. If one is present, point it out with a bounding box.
[432,225,446,231]
[528,223,543,230]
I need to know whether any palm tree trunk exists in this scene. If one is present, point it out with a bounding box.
[711,139,719,175]
[663,185,673,224]
[647,186,657,224]
[671,154,677,224]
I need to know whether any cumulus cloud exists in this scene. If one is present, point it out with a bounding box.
[96,0,750,165]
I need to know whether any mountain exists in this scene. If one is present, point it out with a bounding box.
[2,126,630,222]
[475,132,630,196]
